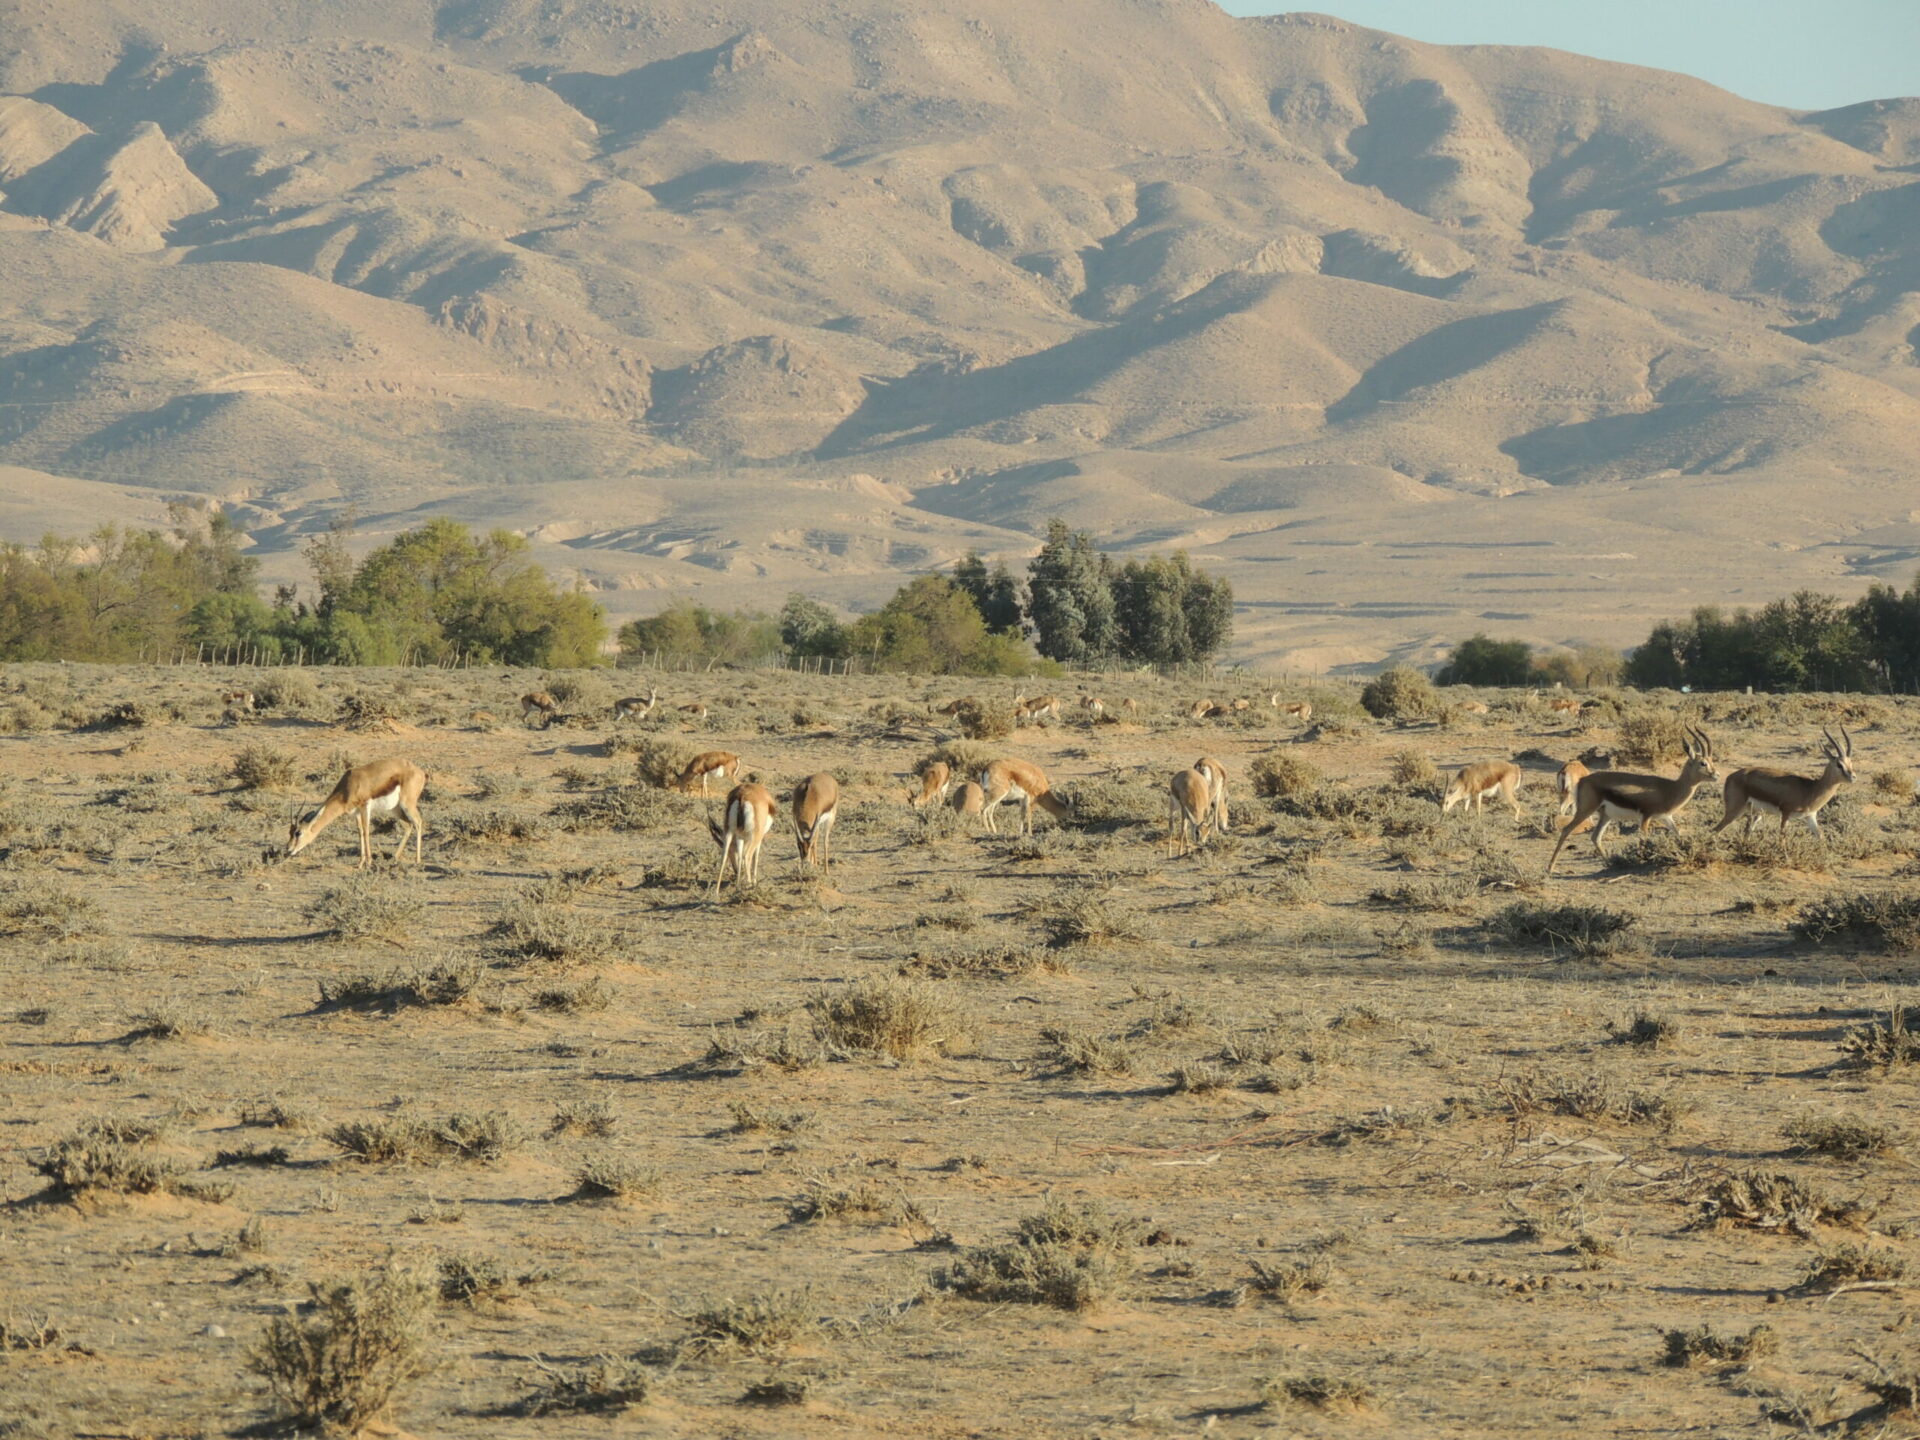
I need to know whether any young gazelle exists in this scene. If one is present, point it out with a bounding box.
[708,782,776,894]
[613,689,657,722]
[1556,759,1590,816]
[1194,755,1230,834]
[978,758,1072,835]
[521,691,557,728]
[1442,760,1524,817]
[1167,768,1213,856]
[790,773,839,869]
[675,751,740,797]
[285,759,427,869]
[1548,726,1719,874]
[949,780,986,822]
[1715,727,1855,838]
[908,761,952,809]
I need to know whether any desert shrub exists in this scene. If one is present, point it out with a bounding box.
[805,976,974,1060]
[726,1101,818,1135]
[1662,1324,1777,1367]
[85,700,174,730]
[490,900,618,967]
[1606,1011,1679,1048]
[1495,1072,1686,1129]
[937,1197,1141,1310]
[230,744,297,791]
[1801,1244,1906,1293]
[1687,1169,1870,1235]
[248,1267,434,1433]
[557,783,685,833]
[1782,1114,1901,1158]
[1792,889,1920,949]
[698,1018,827,1075]
[683,1289,819,1355]
[1840,1005,1920,1070]
[1246,1256,1332,1303]
[627,737,696,790]
[1488,901,1634,958]
[304,877,424,942]
[931,739,998,779]
[436,1254,551,1306]
[1368,875,1477,913]
[1250,752,1320,799]
[1388,749,1438,787]
[254,672,323,715]
[569,1155,660,1201]
[1615,711,1689,764]
[1261,1373,1374,1411]
[327,1112,524,1163]
[787,1175,924,1226]
[532,976,614,1013]
[1873,769,1916,803]
[1041,1025,1136,1075]
[1359,666,1433,721]
[516,1357,653,1416]
[898,943,1065,980]
[1027,883,1145,948]
[34,1120,184,1197]
[120,1001,216,1041]
[318,960,481,1012]
[434,1111,527,1161]
[542,672,612,712]
[0,878,103,937]
[956,702,1015,741]
[441,808,548,846]
[1069,776,1163,829]
[549,1098,619,1137]
[1853,1349,1920,1411]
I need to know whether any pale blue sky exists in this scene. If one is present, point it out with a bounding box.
[1219,2,1920,111]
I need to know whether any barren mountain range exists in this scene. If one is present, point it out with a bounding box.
[1,0,1917,669]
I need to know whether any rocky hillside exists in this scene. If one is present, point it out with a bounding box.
[1,0,1916,667]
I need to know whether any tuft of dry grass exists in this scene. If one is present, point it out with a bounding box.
[516,1357,654,1416]
[1792,888,1920,949]
[805,976,974,1060]
[248,1267,435,1433]
[1782,1113,1902,1159]
[937,1197,1142,1311]
[1261,1372,1375,1411]
[1662,1324,1777,1367]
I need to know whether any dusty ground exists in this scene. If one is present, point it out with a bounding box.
[3,662,1920,1438]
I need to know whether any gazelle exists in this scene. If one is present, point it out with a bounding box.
[949,780,986,821]
[1167,768,1214,855]
[1194,755,1230,833]
[1548,726,1719,874]
[1556,759,1590,816]
[1024,695,1062,720]
[1121,697,1139,714]
[1230,698,1250,712]
[1548,697,1584,718]
[978,758,1072,835]
[220,689,256,715]
[674,750,740,797]
[1715,727,1855,838]
[909,761,952,809]
[708,782,776,894]
[790,772,839,869]
[933,697,972,717]
[521,691,557,728]
[1460,700,1490,716]
[1275,699,1312,724]
[678,701,710,721]
[1442,760,1523,818]
[285,759,426,869]
[1079,694,1105,719]
[613,689,657,722]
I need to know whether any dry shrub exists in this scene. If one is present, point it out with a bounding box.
[436,1254,551,1306]
[1873,769,1916,803]
[318,960,481,1012]
[725,1101,817,1135]
[517,1357,653,1416]
[956,702,1015,741]
[628,737,696,789]
[569,1155,660,1201]
[490,900,618,967]
[34,1120,186,1198]
[938,1197,1141,1310]
[304,878,424,942]
[248,1267,434,1433]
[898,943,1067,980]
[1246,1256,1332,1303]
[532,976,615,1013]
[1261,1373,1374,1411]
[1782,1113,1902,1158]
[1607,1011,1679,1048]
[1792,889,1920,950]
[683,1288,819,1355]
[1687,1169,1870,1236]
[1041,1026,1136,1075]
[806,976,974,1060]
[230,744,297,791]
[327,1112,525,1164]
[254,672,322,716]
[1615,711,1689,764]
[1801,1243,1906,1293]
[931,739,998,779]
[1027,883,1145,947]
[1662,1324,1777,1367]
[1496,1072,1686,1130]
[0,878,103,938]
[1853,1349,1920,1411]
[1250,752,1320,799]
[1840,1005,1920,1070]
[1359,666,1434,721]
[1489,901,1634,958]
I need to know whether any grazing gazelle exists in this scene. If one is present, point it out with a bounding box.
[285,759,427,869]
[1079,694,1105,719]
[978,758,1072,835]
[1194,755,1230,834]
[1556,759,1591,816]
[678,701,710,721]
[613,689,657,722]
[932,697,973,717]
[1548,726,1720,874]
[1024,695,1063,720]
[675,750,740,797]
[521,691,557,728]
[1167,768,1214,856]
[790,773,839,869]
[1442,760,1523,817]
[949,780,986,821]
[909,761,952,809]
[708,782,776,894]
[1547,697,1584,718]
[1715,727,1855,838]
[220,689,256,715]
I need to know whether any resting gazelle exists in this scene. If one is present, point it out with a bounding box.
[1715,727,1855,838]
[1548,726,1719,874]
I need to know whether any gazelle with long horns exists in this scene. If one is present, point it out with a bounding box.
[790,773,839,869]
[285,759,427,869]
[1167,768,1214,856]
[708,782,777,895]
[1548,726,1719,874]
[978,758,1072,835]
[1715,727,1855,838]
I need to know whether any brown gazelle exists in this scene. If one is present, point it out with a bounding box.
[1715,727,1855,838]
[285,759,427,869]
[708,782,776,894]
[1556,759,1590,816]
[1276,699,1312,724]
[613,689,657,722]
[1194,755,1230,834]
[679,701,710,721]
[220,689,256,715]
[675,750,740,797]
[1548,726,1720,874]
[790,773,839,869]
[521,691,557,728]
[933,697,973,717]
[1548,697,1584,719]
[949,780,986,821]
[978,758,1072,835]
[909,761,952,809]
[1442,760,1523,817]
[1167,768,1213,855]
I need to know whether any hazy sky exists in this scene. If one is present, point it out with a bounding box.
[1218,2,1920,111]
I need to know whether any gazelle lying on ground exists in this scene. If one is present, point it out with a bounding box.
[1167,768,1214,855]
[708,782,776,894]
[978,758,1072,835]
[790,773,839,869]
[220,689,255,715]
[949,780,986,821]
[286,759,427,868]
[1442,760,1523,817]
[1715,727,1854,837]
[1548,726,1719,874]
[1275,699,1312,724]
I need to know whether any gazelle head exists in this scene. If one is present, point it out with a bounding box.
[1679,725,1720,786]
[285,807,322,858]
[1821,725,1855,784]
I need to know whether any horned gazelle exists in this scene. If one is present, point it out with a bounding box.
[1715,727,1855,838]
[708,782,776,894]
[1442,761,1523,818]
[978,758,1072,835]
[1548,726,1719,874]
[1167,768,1213,855]
[790,773,839,869]
[285,759,427,869]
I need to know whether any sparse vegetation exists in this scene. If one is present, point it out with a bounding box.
[248,1267,435,1433]
[937,1197,1142,1310]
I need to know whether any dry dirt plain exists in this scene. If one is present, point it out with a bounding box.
[4,663,1920,1438]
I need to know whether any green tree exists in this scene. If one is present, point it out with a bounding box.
[953,553,1025,635]
[847,575,1039,675]
[1025,519,1116,664]
[1437,634,1533,686]
[779,593,850,659]
[618,602,780,666]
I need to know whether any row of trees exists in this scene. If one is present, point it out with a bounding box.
[0,510,607,666]
[1437,634,1624,689]
[1624,584,1920,693]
